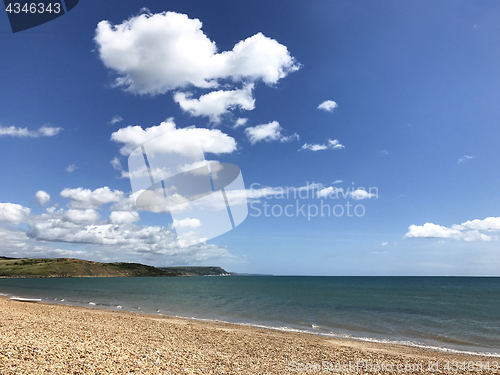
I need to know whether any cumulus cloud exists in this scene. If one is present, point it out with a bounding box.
[108,211,140,224]
[0,125,62,138]
[173,218,201,229]
[26,212,235,264]
[60,187,124,209]
[35,191,50,207]
[0,227,87,260]
[404,217,500,241]
[245,121,299,145]
[300,139,344,151]
[456,217,500,231]
[94,11,299,122]
[0,188,238,265]
[63,209,101,225]
[458,155,474,163]
[109,115,123,125]
[0,224,233,266]
[95,11,299,94]
[174,84,255,123]
[111,118,237,156]
[0,203,30,224]
[110,194,139,212]
[317,100,338,112]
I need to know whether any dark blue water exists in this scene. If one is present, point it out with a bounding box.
[0,276,499,356]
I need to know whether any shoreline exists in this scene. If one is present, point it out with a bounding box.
[1,290,499,359]
[1,296,499,374]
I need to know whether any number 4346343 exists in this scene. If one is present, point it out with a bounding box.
[5,3,61,14]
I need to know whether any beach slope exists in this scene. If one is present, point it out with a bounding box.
[0,297,498,374]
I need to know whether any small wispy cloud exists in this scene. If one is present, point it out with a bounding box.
[381,242,388,246]
[245,121,299,145]
[458,155,474,163]
[66,164,77,173]
[109,115,123,125]
[300,139,344,151]
[317,100,338,112]
[111,157,129,179]
[0,125,62,138]
[233,118,248,129]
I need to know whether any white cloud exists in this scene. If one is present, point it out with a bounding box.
[405,223,469,240]
[111,118,237,156]
[455,217,500,231]
[458,155,474,163]
[95,11,299,122]
[404,217,500,242]
[110,157,130,179]
[317,100,338,112]
[94,11,299,95]
[109,115,123,125]
[26,213,236,264]
[233,118,248,129]
[111,193,140,212]
[300,139,344,151]
[35,191,50,207]
[66,164,77,173]
[0,125,62,138]
[174,84,255,123]
[316,186,375,200]
[350,189,376,200]
[381,242,388,246]
[63,209,101,225]
[173,218,201,229]
[60,187,124,209]
[0,203,30,224]
[0,224,234,266]
[245,121,299,145]
[37,126,62,137]
[0,227,87,260]
[0,189,239,265]
[108,211,140,224]
[317,187,341,198]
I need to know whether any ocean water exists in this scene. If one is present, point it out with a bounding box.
[0,276,499,356]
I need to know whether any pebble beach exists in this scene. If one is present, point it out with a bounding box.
[0,296,498,374]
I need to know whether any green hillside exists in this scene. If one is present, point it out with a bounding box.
[0,258,177,278]
[0,258,231,278]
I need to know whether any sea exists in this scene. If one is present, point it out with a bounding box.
[0,276,499,356]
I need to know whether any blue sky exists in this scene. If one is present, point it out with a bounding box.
[1,0,500,275]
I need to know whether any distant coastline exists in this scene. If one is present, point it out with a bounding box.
[0,257,230,278]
